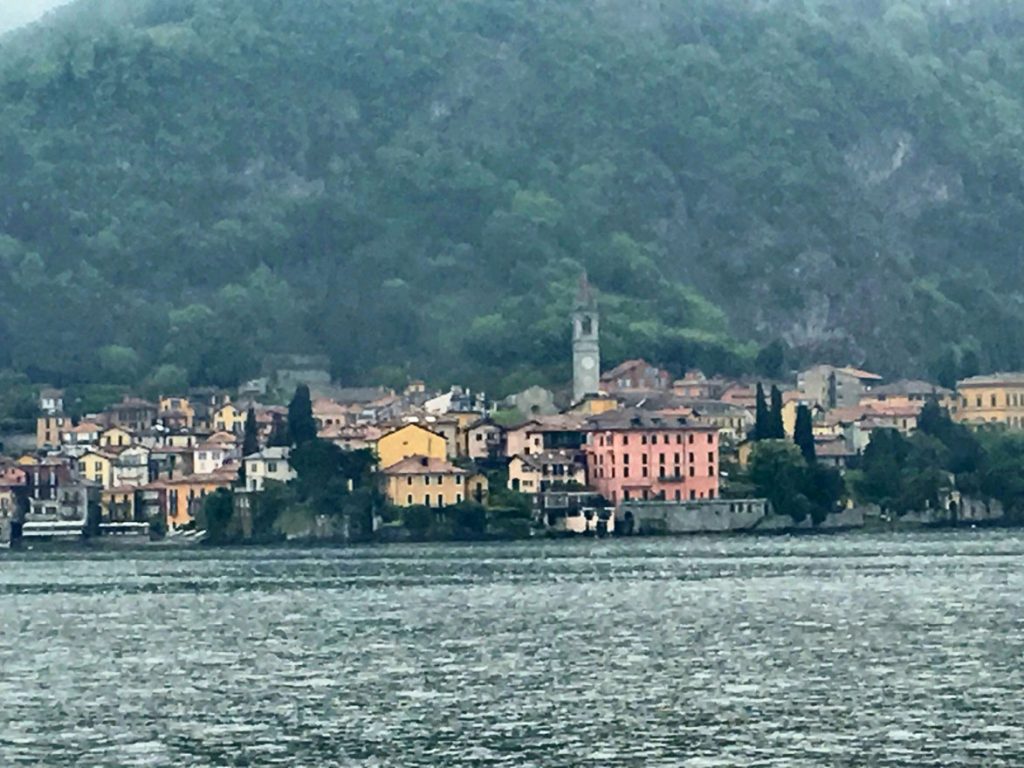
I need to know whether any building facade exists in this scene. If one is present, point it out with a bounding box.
[380,456,485,508]
[956,373,1024,428]
[244,447,297,492]
[584,410,720,506]
[798,365,882,409]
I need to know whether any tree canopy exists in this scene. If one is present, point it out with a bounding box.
[3,0,1024,392]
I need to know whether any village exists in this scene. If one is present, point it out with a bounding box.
[0,278,1020,547]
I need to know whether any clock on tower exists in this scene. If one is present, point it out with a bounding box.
[572,274,600,403]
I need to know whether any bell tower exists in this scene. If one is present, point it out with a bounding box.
[572,273,600,403]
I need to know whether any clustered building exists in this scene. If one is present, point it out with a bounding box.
[0,276,1016,543]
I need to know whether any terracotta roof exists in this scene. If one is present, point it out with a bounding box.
[381,456,466,475]
[601,359,650,381]
[104,484,138,494]
[65,422,102,434]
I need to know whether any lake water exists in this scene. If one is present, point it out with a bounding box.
[2,532,1023,766]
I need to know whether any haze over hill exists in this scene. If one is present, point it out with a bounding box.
[0,0,70,34]
[1,0,1023,394]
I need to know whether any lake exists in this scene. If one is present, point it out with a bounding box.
[2,531,1023,766]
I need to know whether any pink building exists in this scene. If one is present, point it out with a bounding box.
[584,410,720,505]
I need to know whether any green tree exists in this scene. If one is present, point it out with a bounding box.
[793,404,816,463]
[267,413,290,447]
[287,385,318,446]
[241,406,260,457]
[768,385,785,439]
[197,488,235,544]
[754,382,769,441]
[856,429,909,514]
[97,345,141,385]
[755,340,786,380]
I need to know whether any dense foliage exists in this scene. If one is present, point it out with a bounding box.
[3,0,1024,393]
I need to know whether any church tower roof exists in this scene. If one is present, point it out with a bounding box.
[574,272,596,310]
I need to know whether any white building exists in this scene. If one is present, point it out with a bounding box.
[114,445,151,487]
[193,441,234,475]
[244,447,296,492]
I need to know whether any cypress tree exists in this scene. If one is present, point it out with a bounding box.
[268,412,290,447]
[754,382,769,441]
[242,406,260,457]
[793,404,816,463]
[769,385,785,439]
[287,384,318,446]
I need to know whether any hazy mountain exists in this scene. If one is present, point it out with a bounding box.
[1,0,1023,392]
[0,0,70,34]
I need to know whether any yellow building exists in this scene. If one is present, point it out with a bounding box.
[100,427,134,449]
[213,402,245,434]
[159,396,195,429]
[165,471,235,528]
[78,450,115,489]
[508,451,585,494]
[376,424,447,470]
[102,486,137,522]
[380,456,488,508]
[956,373,1024,428]
[567,393,619,416]
[780,399,825,439]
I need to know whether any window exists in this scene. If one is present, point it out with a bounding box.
[622,435,629,445]
[624,467,630,478]
[659,453,665,464]
[407,477,413,486]
[663,435,669,444]
[456,476,463,485]
[708,452,714,463]
[268,462,277,473]
[689,453,695,463]
[675,490,681,500]
[456,494,462,503]
[424,495,431,507]
[689,490,696,500]
[659,467,665,479]
[642,467,649,478]
[689,467,695,477]
[992,395,998,407]
[676,435,682,444]
[688,434,695,444]
[623,454,630,465]
[641,435,647,445]
[424,476,430,485]
[623,490,631,501]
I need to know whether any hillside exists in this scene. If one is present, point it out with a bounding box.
[2,0,1024,394]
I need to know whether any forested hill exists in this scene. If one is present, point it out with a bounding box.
[2,0,1024,394]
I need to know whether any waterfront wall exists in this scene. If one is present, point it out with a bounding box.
[618,499,866,535]
[618,499,769,534]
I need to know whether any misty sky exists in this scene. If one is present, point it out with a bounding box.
[0,0,70,33]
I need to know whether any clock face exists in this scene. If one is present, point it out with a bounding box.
[581,356,596,371]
